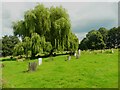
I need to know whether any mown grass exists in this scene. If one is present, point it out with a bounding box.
[1,49,118,88]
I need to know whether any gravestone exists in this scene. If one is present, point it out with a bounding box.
[28,62,37,72]
[78,49,81,56]
[111,49,114,53]
[76,49,81,59]
[68,56,71,60]
[76,54,80,59]
[38,58,42,65]
[74,53,76,57]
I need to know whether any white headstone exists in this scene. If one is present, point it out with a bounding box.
[68,56,71,60]
[74,53,76,57]
[112,49,114,53]
[38,58,42,65]
[78,49,81,55]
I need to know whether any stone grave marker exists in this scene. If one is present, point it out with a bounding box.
[78,49,81,56]
[38,58,42,65]
[74,52,76,57]
[76,54,80,59]
[68,56,71,61]
[28,62,37,72]
[76,49,81,59]
[111,49,114,53]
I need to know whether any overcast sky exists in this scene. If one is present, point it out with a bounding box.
[1,1,118,40]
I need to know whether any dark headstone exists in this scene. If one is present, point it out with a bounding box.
[76,54,80,59]
[28,62,37,72]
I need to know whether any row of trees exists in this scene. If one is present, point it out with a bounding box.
[2,4,79,57]
[79,27,120,50]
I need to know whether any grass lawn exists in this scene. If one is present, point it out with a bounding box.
[1,49,118,88]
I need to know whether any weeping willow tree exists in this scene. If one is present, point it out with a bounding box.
[23,37,32,58]
[13,4,79,53]
[13,42,24,56]
[31,33,44,58]
[49,6,71,51]
[68,33,79,51]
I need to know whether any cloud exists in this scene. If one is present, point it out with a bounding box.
[2,2,36,38]
[72,18,118,33]
[2,27,13,38]
[1,2,118,40]
[75,32,87,41]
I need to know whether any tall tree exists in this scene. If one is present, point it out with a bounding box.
[79,38,89,50]
[50,6,71,50]
[24,10,36,37]
[68,33,79,51]
[86,30,105,50]
[13,20,26,39]
[31,33,42,58]
[2,35,20,56]
[34,4,51,37]
[43,42,52,53]
[107,27,118,48]
[13,42,24,56]
[13,4,77,52]
[98,27,108,48]
[23,37,32,58]
[0,39,2,53]
[117,26,120,48]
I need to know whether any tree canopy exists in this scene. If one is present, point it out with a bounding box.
[13,4,79,55]
[2,35,20,56]
[79,26,120,50]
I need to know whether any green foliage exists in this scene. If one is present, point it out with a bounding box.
[50,6,71,51]
[80,30,105,50]
[0,39,2,53]
[79,26,120,50]
[34,4,51,37]
[106,27,119,48]
[13,33,46,58]
[43,42,52,52]
[68,33,79,51]
[2,35,20,56]
[87,30,105,50]
[13,20,27,39]
[118,26,120,47]
[31,33,43,57]
[13,42,24,56]
[79,38,89,50]
[12,4,76,52]
[98,27,108,45]
[23,37,32,58]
